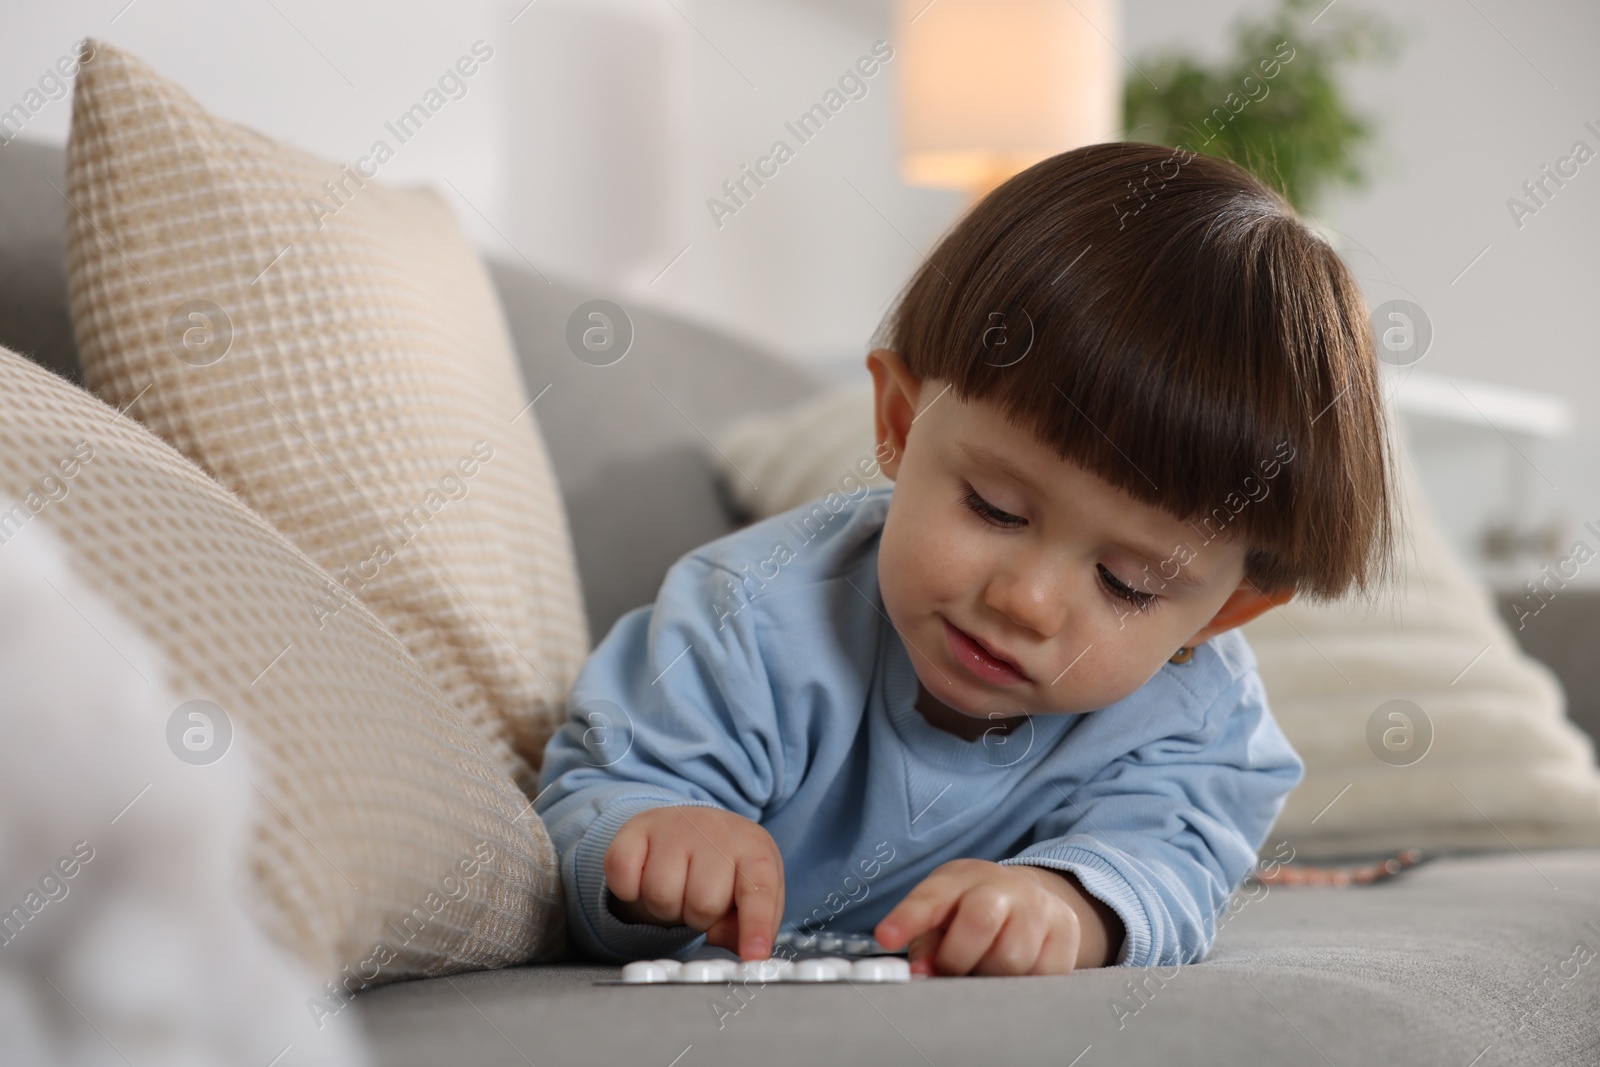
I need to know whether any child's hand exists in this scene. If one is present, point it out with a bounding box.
[603,805,785,960]
[874,859,1117,976]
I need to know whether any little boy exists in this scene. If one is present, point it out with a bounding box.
[535,143,1396,976]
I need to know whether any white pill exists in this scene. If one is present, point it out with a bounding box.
[790,933,817,951]
[754,957,795,981]
[737,959,785,983]
[650,958,683,978]
[676,960,726,983]
[852,957,911,982]
[621,961,670,983]
[792,959,843,982]
[843,936,874,954]
[816,935,844,952]
[817,956,854,975]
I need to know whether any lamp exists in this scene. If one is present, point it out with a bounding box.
[896,0,1122,202]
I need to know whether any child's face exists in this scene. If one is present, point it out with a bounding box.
[866,349,1288,727]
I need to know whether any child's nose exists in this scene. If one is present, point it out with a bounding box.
[982,564,1067,640]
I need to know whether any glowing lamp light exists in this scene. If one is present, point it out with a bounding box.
[896,0,1122,200]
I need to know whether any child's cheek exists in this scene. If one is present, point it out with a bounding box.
[875,516,923,632]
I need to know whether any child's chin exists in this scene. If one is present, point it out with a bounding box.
[966,694,1033,720]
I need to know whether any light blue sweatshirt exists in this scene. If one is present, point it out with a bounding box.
[535,485,1304,968]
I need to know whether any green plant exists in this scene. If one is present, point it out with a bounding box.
[1122,0,1398,213]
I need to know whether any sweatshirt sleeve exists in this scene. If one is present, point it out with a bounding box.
[999,670,1304,968]
[533,551,787,962]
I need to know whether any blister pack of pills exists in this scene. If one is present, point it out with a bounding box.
[603,930,914,984]
[772,930,899,958]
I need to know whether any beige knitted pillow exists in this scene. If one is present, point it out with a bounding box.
[64,40,587,795]
[0,344,562,980]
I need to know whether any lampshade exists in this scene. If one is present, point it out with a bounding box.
[896,0,1121,199]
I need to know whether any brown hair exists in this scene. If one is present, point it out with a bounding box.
[873,142,1396,602]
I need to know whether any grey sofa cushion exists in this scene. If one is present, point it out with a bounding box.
[1498,590,1600,746]
[0,138,826,646]
[0,140,78,384]
[353,848,1600,1066]
[488,260,826,645]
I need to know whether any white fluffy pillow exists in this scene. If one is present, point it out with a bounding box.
[708,381,1600,861]
[0,520,370,1065]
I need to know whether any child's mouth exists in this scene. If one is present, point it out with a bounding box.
[941,618,1028,686]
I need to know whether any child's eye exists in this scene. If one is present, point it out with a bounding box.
[1098,564,1159,613]
[958,484,1158,613]
[959,484,1025,528]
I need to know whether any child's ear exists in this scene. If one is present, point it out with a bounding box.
[1184,581,1295,646]
[865,348,923,482]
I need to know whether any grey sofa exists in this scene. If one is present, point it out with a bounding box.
[5,139,1598,1067]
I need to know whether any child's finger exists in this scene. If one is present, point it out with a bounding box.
[874,874,964,950]
[971,910,1049,976]
[1028,926,1077,976]
[933,887,1016,976]
[680,850,736,932]
[732,853,782,959]
[602,824,650,902]
[705,912,741,953]
[906,927,943,976]
[635,840,690,923]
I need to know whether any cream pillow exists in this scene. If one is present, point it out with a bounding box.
[716,385,895,520]
[1243,450,1600,859]
[65,41,587,795]
[0,344,563,980]
[709,381,1600,861]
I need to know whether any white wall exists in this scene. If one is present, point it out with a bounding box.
[493,0,965,370]
[1121,0,1600,591]
[5,0,1599,588]
[1,0,965,366]
[1,0,511,236]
